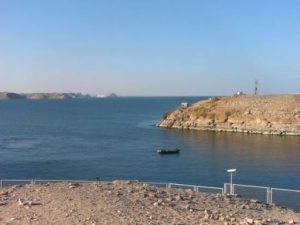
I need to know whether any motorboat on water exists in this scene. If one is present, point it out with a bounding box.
[157,148,180,154]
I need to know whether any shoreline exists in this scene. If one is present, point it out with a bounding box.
[157,124,300,136]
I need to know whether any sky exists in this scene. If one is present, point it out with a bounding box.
[1,0,300,96]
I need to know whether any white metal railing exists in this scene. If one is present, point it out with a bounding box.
[224,182,230,194]
[0,179,222,194]
[0,179,32,188]
[270,188,300,210]
[144,182,169,189]
[168,183,197,191]
[0,179,299,211]
[0,179,95,188]
[197,185,224,194]
[224,183,300,211]
[34,179,93,184]
[233,183,270,203]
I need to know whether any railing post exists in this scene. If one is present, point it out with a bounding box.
[194,186,197,192]
[0,179,2,189]
[266,187,274,204]
[269,188,273,204]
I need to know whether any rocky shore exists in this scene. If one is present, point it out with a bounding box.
[158,94,300,135]
[0,181,299,225]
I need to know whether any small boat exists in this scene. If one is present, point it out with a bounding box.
[157,148,180,154]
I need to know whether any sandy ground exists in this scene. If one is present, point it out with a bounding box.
[0,181,299,225]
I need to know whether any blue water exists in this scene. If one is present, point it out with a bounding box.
[0,97,299,189]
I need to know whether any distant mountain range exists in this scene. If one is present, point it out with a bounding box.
[0,92,118,100]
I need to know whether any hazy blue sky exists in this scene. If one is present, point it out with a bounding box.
[1,0,300,96]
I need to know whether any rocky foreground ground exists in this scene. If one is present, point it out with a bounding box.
[158,94,300,135]
[0,181,299,225]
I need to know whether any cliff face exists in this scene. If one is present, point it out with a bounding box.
[158,95,300,135]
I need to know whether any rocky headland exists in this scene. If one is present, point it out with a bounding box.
[0,181,299,225]
[0,92,119,100]
[158,94,300,135]
[0,92,26,100]
[0,92,92,100]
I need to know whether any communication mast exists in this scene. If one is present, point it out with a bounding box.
[255,80,258,95]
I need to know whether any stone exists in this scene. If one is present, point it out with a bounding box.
[211,213,219,220]
[254,219,263,225]
[175,195,182,201]
[11,185,23,189]
[245,217,254,224]
[230,217,236,222]
[219,216,225,221]
[18,198,25,206]
[203,209,212,219]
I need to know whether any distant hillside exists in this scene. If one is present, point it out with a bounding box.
[0,92,91,100]
[158,94,300,135]
[0,92,26,100]
[95,93,118,98]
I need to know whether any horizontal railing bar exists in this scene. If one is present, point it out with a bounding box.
[145,182,168,185]
[271,188,300,193]
[145,182,169,188]
[169,183,196,187]
[197,185,223,190]
[1,179,32,182]
[34,180,71,182]
[233,183,269,189]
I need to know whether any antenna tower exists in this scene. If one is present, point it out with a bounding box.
[255,80,258,95]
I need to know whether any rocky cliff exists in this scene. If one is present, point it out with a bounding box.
[158,94,300,135]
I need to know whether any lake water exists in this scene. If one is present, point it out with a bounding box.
[0,97,299,189]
